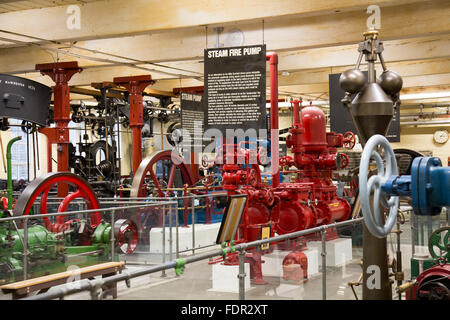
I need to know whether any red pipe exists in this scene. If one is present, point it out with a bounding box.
[266,52,279,188]
[292,99,301,127]
[46,136,52,173]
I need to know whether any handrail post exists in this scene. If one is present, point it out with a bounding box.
[191,194,196,255]
[110,209,115,262]
[169,203,173,262]
[238,248,246,300]
[321,228,327,300]
[175,202,180,259]
[23,218,28,280]
[161,205,166,277]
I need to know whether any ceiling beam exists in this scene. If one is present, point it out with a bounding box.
[0,1,447,66]
[0,0,432,44]
[278,58,450,86]
[14,57,450,97]
[3,34,449,76]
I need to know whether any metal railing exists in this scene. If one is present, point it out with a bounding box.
[0,200,177,282]
[34,193,228,263]
[22,217,364,300]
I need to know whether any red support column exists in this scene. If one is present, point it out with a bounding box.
[36,61,82,197]
[113,75,155,175]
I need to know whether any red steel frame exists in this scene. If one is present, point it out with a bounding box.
[113,75,155,175]
[35,61,82,197]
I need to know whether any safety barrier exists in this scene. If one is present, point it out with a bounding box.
[19,216,364,300]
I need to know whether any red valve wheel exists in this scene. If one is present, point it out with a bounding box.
[339,153,350,169]
[343,131,356,149]
[114,219,139,254]
[279,156,290,168]
[12,172,101,232]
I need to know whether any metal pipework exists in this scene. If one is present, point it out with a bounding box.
[267,52,280,188]
[7,136,21,210]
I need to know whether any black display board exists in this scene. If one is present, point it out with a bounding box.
[0,74,51,126]
[329,73,400,142]
[180,92,204,147]
[204,45,266,134]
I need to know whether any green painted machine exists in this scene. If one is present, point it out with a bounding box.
[0,137,138,285]
[0,217,113,284]
[410,225,450,278]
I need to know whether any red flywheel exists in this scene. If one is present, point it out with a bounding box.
[13,172,101,232]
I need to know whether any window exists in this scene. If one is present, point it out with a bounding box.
[9,119,33,180]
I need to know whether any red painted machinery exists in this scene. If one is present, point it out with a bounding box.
[275,100,353,235]
[282,250,308,283]
[216,53,354,284]
[406,263,450,300]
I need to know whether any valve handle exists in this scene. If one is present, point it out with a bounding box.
[359,134,399,238]
[428,226,450,260]
[343,131,356,149]
[339,153,349,169]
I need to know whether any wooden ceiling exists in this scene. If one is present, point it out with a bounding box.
[0,0,449,106]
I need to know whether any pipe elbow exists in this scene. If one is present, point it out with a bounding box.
[266,52,278,64]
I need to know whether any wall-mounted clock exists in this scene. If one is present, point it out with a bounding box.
[224,29,244,47]
[433,129,449,144]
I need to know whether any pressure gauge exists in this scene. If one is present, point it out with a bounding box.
[433,129,449,144]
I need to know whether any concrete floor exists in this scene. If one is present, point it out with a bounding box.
[41,252,365,300]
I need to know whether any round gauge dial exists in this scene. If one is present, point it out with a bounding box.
[224,29,244,47]
[433,129,449,144]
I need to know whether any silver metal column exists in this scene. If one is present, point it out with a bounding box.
[169,204,173,262]
[161,206,166,277]
[321,229,327,300]
[23,219,28,280]
[191,196,196,255]
[111,209,115,262]
[238,248,246,300]
[175,203,179,259]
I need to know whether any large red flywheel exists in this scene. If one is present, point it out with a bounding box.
[130,150,195,197]
[129,150,195,246]
[13,172,101,232]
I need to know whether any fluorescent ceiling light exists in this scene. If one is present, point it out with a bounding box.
[401,91,450,100]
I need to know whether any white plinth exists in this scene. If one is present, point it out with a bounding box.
[307,237,353,267]
[211,263,251,293]
[261,249,319,278]
[149,222,221,254]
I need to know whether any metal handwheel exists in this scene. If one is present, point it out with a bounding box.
[428,226,450,262]
[359,134,399,238]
